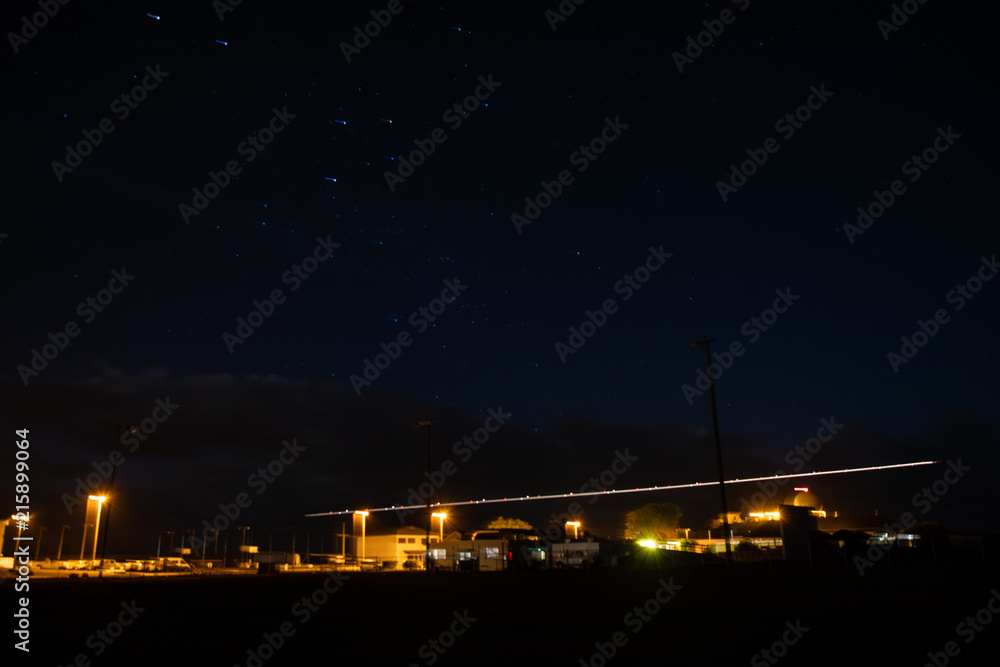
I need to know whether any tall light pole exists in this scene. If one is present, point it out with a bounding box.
[433,512,447,542]
[56,524,70,561]
[690,336,733,566]
[79,519,88,559]
[415,419,437,573]
[354,511,368,560]
[88,496,106,565]
[566,521,581,539]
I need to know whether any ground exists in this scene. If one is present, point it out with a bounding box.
[8,560,1000,665]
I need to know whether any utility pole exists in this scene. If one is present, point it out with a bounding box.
[416,420,437,573]
[334,523,349,556]
[690,336,733,566]
[237,526,250,565]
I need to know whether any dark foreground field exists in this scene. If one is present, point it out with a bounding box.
[8,561,1000,666]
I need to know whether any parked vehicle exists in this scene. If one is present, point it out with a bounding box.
[155,557,192,572]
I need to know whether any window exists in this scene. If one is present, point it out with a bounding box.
[398,538,406,544]
[484,547,499,559]
[407,538,415,544]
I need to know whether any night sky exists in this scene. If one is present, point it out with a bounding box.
[2,0,997,556]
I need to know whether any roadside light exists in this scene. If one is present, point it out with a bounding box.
[565,521,581,539]
[432,512,447,541]
[87,496,107,563]
[354,511,368,559]
[638,539,657,548]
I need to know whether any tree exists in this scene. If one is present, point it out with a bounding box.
[624,503,683,540]
[487,516,533,530]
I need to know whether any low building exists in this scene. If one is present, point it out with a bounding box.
[357,525,431,570]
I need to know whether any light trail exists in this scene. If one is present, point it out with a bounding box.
[304,460,939,517]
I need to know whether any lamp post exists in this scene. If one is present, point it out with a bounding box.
[88,496,106,565]
[415,419,437,573]
[566,521,581,539]
[433,513,447,542]
[690,336,733,566]
[56,524,71,561]
[354,511,368,560]
[79,520,88,560]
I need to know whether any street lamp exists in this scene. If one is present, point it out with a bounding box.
[354,511,368,560]
[690,336,733,566]
[415,419,437,573]
[88,496,107,565]
[566,521,581,539]
[56,524,71,561]
[432,513,447,542]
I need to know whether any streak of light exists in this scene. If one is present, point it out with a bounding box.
[304,460,939,517]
